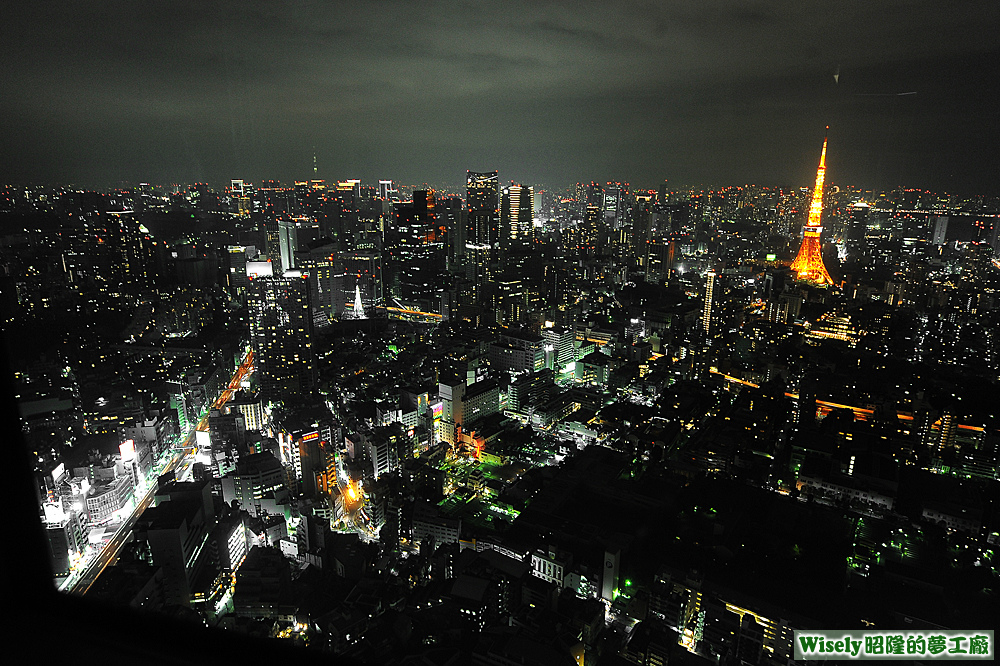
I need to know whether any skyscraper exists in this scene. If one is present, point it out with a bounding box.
[846,201,870,245]
[931,215,949,246]
[378,180,398,201]
[436,195,465,261]
[495,274,526,326]
[247,271,316,401]
[501,184,534,247]
[386,191,445,305]
[579,203,602,255]
[467,171,500,247]
[260,216,282,272]
[61,204,154,303]
[790,130,835,285]
[278,217,296,272]
[703,270,716,337]
[603,183,621,229]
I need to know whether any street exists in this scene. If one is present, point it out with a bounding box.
[66,351,254,596]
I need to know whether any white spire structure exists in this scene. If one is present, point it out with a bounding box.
[353,283,366,319]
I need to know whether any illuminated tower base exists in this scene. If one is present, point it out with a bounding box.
[790,227,834,285]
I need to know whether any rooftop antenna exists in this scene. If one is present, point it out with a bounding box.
[313,147,318,177]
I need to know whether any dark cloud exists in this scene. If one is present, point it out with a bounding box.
[1,0,998,192]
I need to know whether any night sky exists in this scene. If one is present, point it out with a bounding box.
[2,1,998,193]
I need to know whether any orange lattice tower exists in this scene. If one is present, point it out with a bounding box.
[790,129,835,286]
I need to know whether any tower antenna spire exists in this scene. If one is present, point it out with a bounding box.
[789,129,835,286]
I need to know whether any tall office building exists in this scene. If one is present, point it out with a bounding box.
[643,238,675,285]
[294,241,337,322]
[703,270,716,337]
[603,183,621,229]
[61,205,154,302]
[219,452,288,517]
[846,201,870,245]
[135,479,215,608]
[931,215,949,246]
[580,204,602,255]
[109,209,155,292]
[278,217,297,272]
[413,189,439,242]
[436,195,465,261]
[225,246,253,295]
[230,179,251,216]
[366,426,403,480]
[260,216,282,272]
[584,182,604,213]
[378,180,398,201]
[541,326,575,370]
[467,171,500,247]
[437,376,501,445]
[501,184,534,248]
[386,191,445,305]
[247,271,316,401]
[489,329,546,376]
[494,274,526,326]
[337,179,361,198]
[658,180,669,205]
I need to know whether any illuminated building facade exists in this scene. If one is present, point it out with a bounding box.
[378,179,398,201]
[137,479,215,608]
[603,182,630,230]
[220,452,288,518]
[703,270,716,337]
[489,329,546,376]
[650,569,802,664]
[467,171,500,247]
[247,271,316,401]
[351,283,365,319]
[580,203,602,255]
[46,509,85,577]
[386,191,445,305]
[60,204,155,306]
[541,325,575,371]
[230,179,251,216]
[790,131,835,285]
[847,201,870,245]
[501,184,534,247]
[278,217,296,272]
[366,426,403,480]
[805,312,858,346]
[86,474,133,523]
[931,214,949,246]
[643,238,675,285]
[436,195,464,261]
[494,274,526,326]
[507,369,554,414]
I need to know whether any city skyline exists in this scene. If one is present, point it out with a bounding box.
[6,129,1000,662]
[2,1,999,193]
[4,2,1000,662]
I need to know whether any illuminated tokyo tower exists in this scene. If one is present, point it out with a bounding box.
[790,129,835,286]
